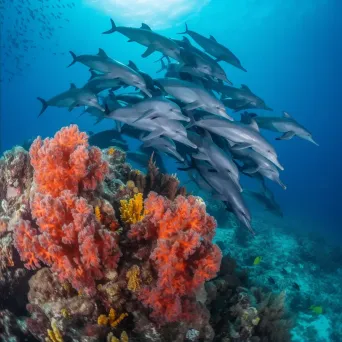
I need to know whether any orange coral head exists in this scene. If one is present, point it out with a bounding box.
[29,125,108,197]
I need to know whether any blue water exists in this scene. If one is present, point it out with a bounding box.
[0,1,341,339]
[1,0,341,240]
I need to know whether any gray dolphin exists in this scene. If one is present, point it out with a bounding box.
[243,186,283,217]
[107,108,197,149]
[156,78,233,120]
[173,37,232,84]
[181,159,253,233]
[142,136,184,162]
[102,20,181,61]
[247,112,319,146]
[178,23,246,72]
[187,131,241,191]
[68,49,152,97]
[221,84,272,112]
[132,96,190,123]
[37,83,104,116]
[192,116,284,170]
[88,130,128,151]
[230,146,286,190]
[84,70,123,94]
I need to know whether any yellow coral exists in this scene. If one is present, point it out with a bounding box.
[120,193,145,224]
[97,314,109,326]
[111,337,120,342]
[120,331,129,342]
[126,180,135,189]
[94,206,102,223]
[108,147,116,155]
[46,320,63,342]
[98,308,128,328]
[60,308,70,319]
[126,265,141,292]
[133,187,139,194]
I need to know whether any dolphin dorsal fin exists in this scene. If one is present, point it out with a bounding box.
[97,48,108,58]
[182,36,192,45]
[241,113,259,132]
[209,35,217,42]
[69,83,77,89]
[241,84,251,92]
[283,111,292,119]
[204,130,213,142]
[128,60,138,71]
[141,23,152,30]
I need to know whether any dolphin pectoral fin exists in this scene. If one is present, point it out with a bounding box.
[192,152,209,161]
[183,101,203,112]
[142,45,156,58]
[68,102,77,112]
[231,143,252,151]
[242,165,260,174]
[276,131,295,140]
[141,128,165,141]
[132,109,157,123]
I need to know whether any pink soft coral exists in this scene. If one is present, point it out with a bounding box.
[14,125,120,295]
[129,192,222,323]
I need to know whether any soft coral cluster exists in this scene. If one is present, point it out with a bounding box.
[129,192,222,323]
[13,125,120,295]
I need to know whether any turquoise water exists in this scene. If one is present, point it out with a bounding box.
[1,0,341,341]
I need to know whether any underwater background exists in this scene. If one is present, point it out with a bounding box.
[1,0,342,341]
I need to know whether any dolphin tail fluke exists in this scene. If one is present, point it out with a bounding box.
[178,23,189,35]
[102,19,117,34]
[37,97,48,117]
[67,51,77,68]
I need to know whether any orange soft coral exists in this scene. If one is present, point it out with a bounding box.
[29,124,108,196]
[128,192,222,323]
[14,125,120,295]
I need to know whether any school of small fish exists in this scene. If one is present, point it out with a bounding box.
[33,18,319,233]
[0,0,75,83]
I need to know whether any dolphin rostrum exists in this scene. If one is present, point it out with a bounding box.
[156,78,233,120]
[247,112,319,146]
[179,23,247,72]
[37,83,104,116]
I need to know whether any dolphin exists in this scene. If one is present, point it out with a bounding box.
[180,159,253,233]
[116,93,145,105]
[142,136,185,162]
[102,19,181,61]
[106,108,197,149]
[173,37,232,84]
[68,49,152,97]
[247,112,319,146]
[88,130,128,151]
[83,70,123,94]
[230,146,286,190]
[192,116,284,170]
[156,78,233,120]
[221,84,272,112]
[132,96,190,123]
[243,186,283,217]
[187,131,241,191]
[37,83,104,116]
[178,23,247,72]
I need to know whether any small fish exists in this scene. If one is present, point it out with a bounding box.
[292,282,300,291]
[253,256,262,265]
[309,305,323,315]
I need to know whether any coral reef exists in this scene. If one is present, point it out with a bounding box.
[0,125,298,342]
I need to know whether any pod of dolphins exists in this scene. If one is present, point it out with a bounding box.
[37,19,319,234]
